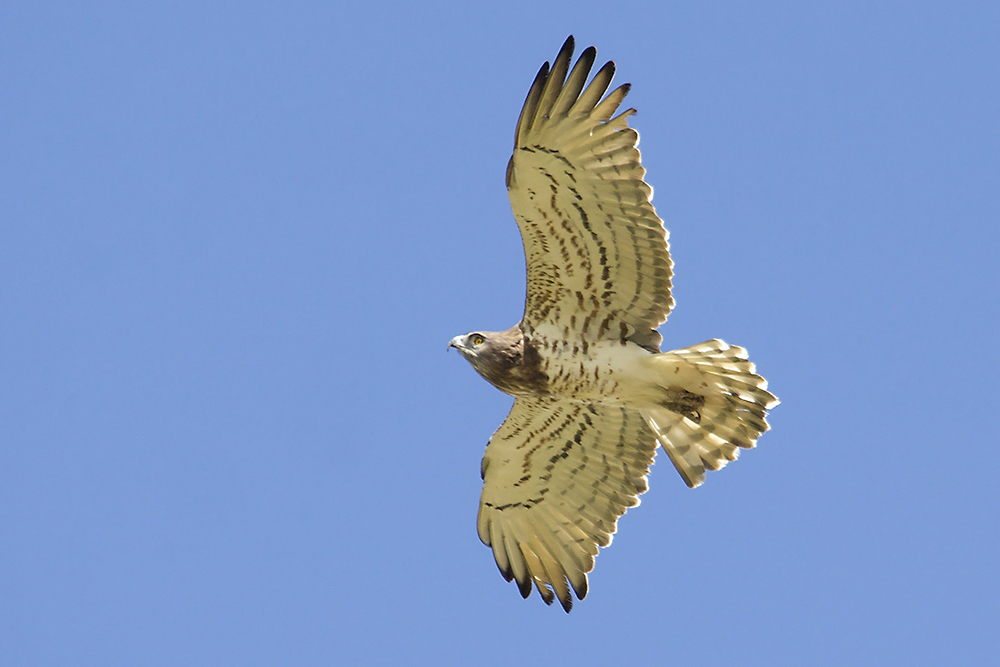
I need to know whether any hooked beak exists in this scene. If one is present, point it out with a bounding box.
[447,335,464,352]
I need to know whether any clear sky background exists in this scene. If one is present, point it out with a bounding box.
[2,2,998,665]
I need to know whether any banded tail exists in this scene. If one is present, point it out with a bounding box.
[640,339,778,488]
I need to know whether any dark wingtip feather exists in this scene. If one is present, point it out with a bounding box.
[534,36,575,124]
[496,560,514,582]
[512,61,550,147]
[559,35,575,58]
[516,576,532,599]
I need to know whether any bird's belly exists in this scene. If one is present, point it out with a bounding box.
[537,340,657,405]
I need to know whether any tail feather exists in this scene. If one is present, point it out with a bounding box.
[640,339,778,488]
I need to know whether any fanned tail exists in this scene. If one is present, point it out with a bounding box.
[639,339,778,488]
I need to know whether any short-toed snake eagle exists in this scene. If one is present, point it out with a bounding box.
[449,36,778,612]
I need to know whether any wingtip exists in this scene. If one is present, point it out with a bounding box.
[560,35,575,56]
[516,576,532,599]
[537,582,555,606]
[534,60,550,84]
[513,61,551,147]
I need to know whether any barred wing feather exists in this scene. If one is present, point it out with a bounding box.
[477,397,658,611]
[506,37,673,352]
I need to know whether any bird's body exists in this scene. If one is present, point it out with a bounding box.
[454,326,648,401]
[450,37,778,612]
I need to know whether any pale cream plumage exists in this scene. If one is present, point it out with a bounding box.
[477,399,657,606]
[451,37,777,612]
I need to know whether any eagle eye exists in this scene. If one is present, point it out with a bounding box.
[472,334,485,346]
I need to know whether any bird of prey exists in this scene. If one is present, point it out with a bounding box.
[449,36,778,612]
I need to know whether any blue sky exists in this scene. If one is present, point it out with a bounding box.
[2,1,998,665]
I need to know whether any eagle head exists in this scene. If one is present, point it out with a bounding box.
[448,331,489,359]
[449,331,502,382]
[449,326,546,396]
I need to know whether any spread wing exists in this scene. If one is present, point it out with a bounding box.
[506,37,673,352]
[476,397,658,611]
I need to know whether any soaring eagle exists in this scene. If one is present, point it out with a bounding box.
[449,37,777,612]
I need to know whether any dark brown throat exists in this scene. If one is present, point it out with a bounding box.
[469,325,548,397]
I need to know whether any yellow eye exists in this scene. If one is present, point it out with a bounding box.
[472,335,484,346]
